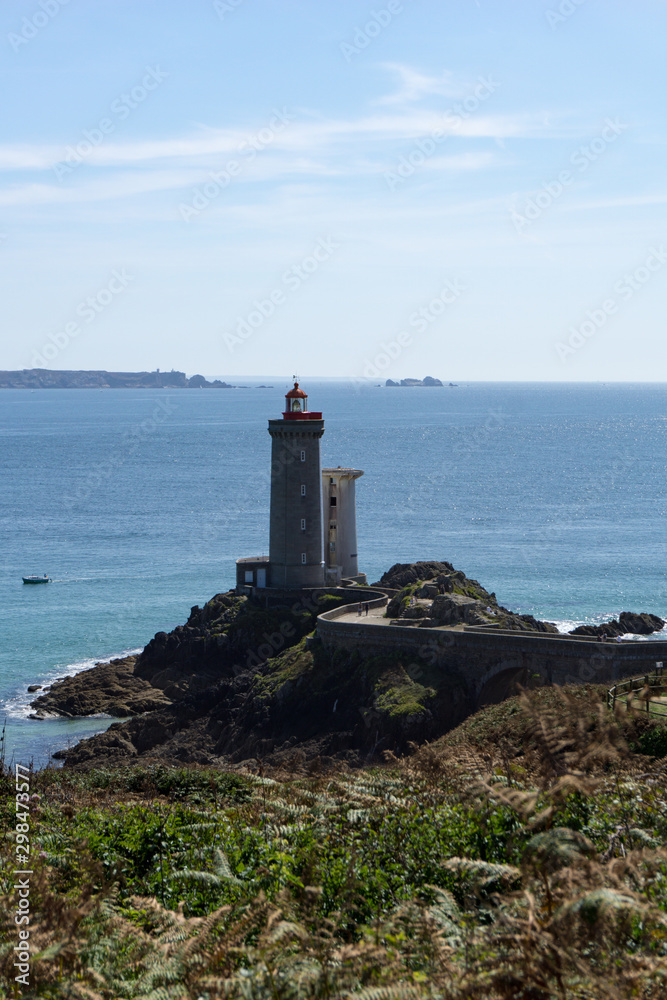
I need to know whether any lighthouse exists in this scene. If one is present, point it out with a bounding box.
[236,381,365,592]
[266,382,325,588]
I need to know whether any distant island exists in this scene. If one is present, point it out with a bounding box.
[385,376,457,387]
[0,369,272,389]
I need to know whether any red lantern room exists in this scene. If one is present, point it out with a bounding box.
[282,381,322,420]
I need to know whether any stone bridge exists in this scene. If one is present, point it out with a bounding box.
[317,592,667,705]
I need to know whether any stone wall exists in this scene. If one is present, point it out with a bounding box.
[317,603,667,702]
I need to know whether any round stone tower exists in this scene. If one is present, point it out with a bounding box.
[267,382,325,589]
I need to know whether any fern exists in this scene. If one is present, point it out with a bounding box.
[175,847,244,888]
[350,986,425,1000]
[524,826,597,873]
[444,856,521,888]
[556,887,661,927]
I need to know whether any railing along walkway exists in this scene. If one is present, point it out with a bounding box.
[607,661,667,718]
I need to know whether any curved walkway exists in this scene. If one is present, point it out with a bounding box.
[317,592,667,695]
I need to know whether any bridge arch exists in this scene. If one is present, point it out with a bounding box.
[475,656,548,707]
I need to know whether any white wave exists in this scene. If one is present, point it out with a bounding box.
[1,648,143,720]
[551,618,667,642]
[551,619,583,634]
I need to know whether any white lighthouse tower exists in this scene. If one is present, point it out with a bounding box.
[322,468,364,585]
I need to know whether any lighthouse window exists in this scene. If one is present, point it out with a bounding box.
[330,496,337,507]
[329,541,336,552]
[300,518,306,530]
[301,484,306,496]
[301,552,307,564]
[300,450,306,461]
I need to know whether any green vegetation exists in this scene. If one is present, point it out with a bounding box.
[254,643,439,731]
[368,654,437,719]
[3,688,667,996]
[384,583,427,618]
[634,724,667,758]
[225,593,348,652]
[253,638,316,698]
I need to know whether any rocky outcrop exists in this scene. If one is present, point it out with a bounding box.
[47,561,666,771]
[569,612,665,639]
[378,561,462,591]
[429,593,486,625]
[134,591,338,698]
[41,591,348,723]
[56,638,474,770]
[30,657,171,718]
[380,562,559,633]
[385,377,443,387]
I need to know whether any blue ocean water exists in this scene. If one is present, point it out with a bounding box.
[1,381,666,766]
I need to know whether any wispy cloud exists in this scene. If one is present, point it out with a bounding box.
[0,62,617,215]
[0,110,545,176]
[374,63,459,105]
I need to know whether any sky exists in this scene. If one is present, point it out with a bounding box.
[1,0,666,381]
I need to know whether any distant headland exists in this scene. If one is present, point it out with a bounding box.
[0,369,272,389]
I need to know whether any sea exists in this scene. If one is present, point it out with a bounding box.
[1,381,666,768]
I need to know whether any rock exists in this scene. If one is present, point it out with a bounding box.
[30,656,171,718]
[430,593,486,626]
[379,563,558,633]
[377,561,457,590]
[570,612,665,639]
[400,601,432,620]
[504,614,559,634]
[27,685,42,693]
[384,377,443,387]
[619,611,665,635]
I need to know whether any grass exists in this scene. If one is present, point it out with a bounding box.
[3,688,667,997]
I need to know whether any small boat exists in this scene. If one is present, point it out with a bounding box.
[23,575,50,584]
